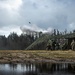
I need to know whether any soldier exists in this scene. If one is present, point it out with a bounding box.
[71,40,75,50]
[55,41,59,50]
[52,40,56,50]
[62,42,68,50]
[46,43,51,50]
[59,38,65,50]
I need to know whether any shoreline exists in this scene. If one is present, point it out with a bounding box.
[0,57,75,64]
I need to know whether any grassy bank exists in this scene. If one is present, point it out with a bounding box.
[0,50,75,63]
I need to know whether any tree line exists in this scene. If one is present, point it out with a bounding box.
[0,32,36,50]
[0,28,75,50]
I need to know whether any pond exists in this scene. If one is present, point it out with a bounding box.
[0,62,75,75]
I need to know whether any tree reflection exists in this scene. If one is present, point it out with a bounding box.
[0,63,75,75]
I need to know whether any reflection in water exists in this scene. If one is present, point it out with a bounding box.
[0,63,75,75]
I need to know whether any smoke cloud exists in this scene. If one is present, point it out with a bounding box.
[20,24,53,34]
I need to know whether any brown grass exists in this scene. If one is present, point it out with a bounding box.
[0,50,75,63]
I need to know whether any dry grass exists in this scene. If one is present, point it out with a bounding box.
[0,50,75,63]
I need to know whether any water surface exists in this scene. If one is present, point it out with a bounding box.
[0,63,75,75]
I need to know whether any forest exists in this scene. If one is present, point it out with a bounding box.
[0,32,35,50]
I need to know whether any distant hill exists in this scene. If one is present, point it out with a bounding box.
[25,34,51,50]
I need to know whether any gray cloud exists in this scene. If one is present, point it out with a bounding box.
[0,0,75,36]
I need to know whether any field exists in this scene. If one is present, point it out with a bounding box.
[0,50,75,63]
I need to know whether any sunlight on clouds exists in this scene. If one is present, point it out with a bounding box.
[0,0,22,11]
[0,0,23,26]
[0,25,22,37]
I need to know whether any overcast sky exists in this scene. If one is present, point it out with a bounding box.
[0,0,75,36]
